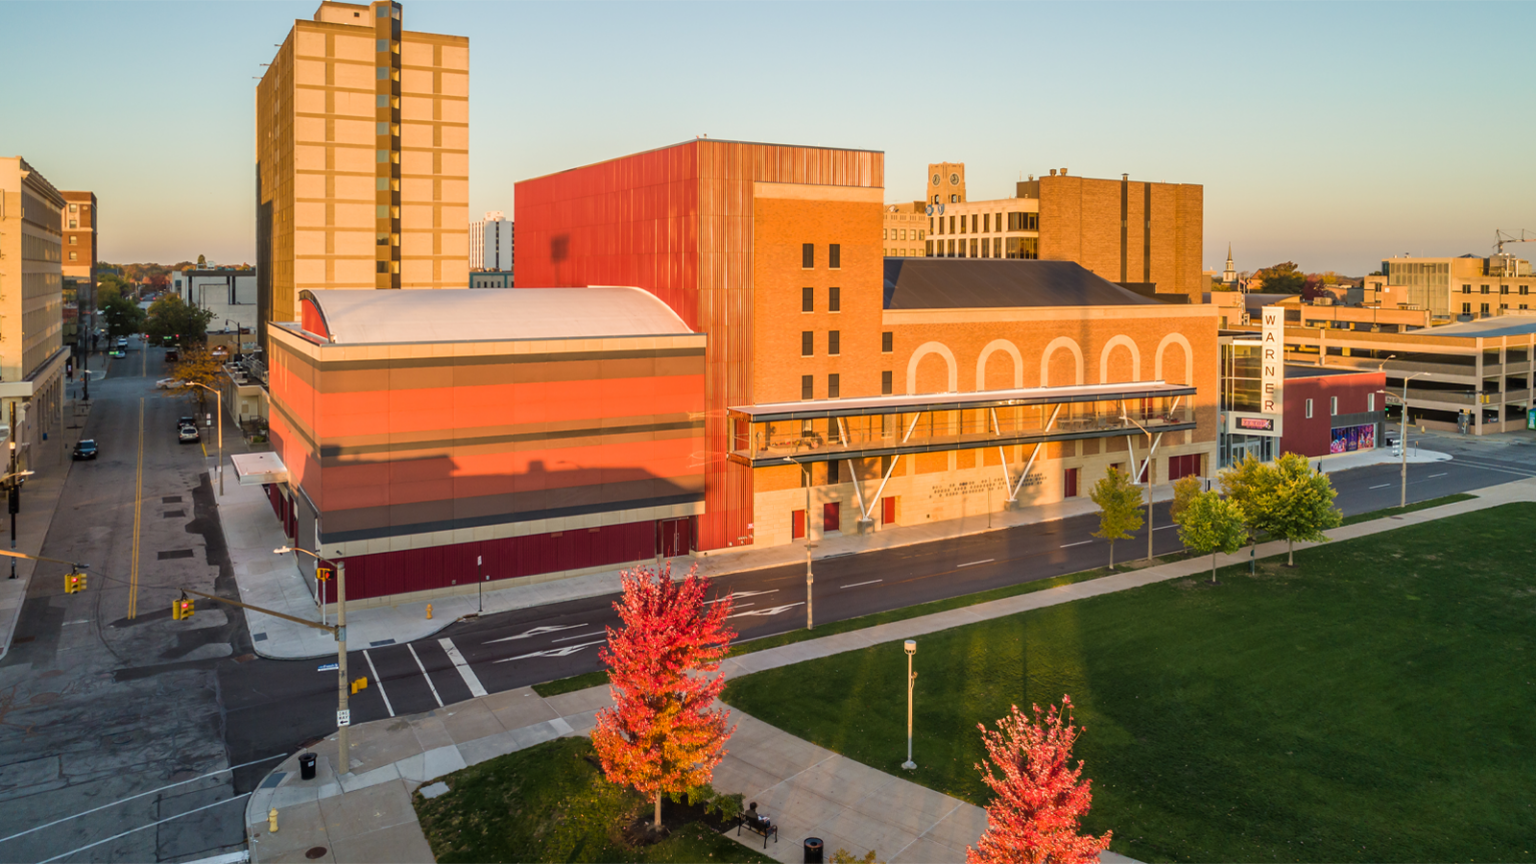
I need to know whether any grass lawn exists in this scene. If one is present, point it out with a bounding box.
[414,736,775,864]
[723,503,1536,863]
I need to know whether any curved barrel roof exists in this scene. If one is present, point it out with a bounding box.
[297,286,693,344]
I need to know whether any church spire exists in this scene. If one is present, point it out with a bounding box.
[1222,243,1237,287]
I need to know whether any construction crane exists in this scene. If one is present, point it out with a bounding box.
[1494,229,1536,255]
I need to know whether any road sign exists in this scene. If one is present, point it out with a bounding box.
[337,709,351,727]
[1384,393,1403,406]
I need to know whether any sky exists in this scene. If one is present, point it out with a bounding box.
[2,1,1533,276]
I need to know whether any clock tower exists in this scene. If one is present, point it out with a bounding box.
[926,162,966,205]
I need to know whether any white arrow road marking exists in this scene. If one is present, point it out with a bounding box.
[551,630,608,643]
[705,589,778,604]
[1061,540,1092,548]
[495,639,607,663]
[957,559,993,568]
[728,602,805,619]
[840,579,883,589]
[483,624,586,644]
[440,637,487,697]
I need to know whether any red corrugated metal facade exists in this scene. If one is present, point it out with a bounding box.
[516,139,883,550]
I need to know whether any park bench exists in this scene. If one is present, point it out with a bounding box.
[736,809,778,848]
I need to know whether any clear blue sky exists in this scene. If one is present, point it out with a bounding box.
[3,1,1532,276]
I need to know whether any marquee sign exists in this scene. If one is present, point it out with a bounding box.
[1261,305,1284,416]
[1227,411,1283,437]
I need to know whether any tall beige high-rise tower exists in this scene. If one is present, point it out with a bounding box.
[256,0,468,349]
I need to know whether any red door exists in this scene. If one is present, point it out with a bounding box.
[882,496,897,525]
[1064,468,1079,498]
[791,509,806,540]
[823,502,841,533]
[657,518,692,558]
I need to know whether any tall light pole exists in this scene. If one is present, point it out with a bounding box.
[783,456,815,630]
[184,381,223,495]
[902,640,917,770]
[1378,366,1428,510]
[278,545,349,772]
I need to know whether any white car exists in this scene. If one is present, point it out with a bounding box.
[156,378,183,389]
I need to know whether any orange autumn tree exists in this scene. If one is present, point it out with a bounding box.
[968,696,1112,864]
[591,563,737,831]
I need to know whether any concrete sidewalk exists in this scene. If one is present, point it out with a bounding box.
[244,679,1122,864]
[244,475,1536,863]
[0,391,94,663]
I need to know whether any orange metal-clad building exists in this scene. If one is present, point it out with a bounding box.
[265,287,706,603]
[516,138,884,551]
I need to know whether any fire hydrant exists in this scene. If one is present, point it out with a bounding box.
[269,808,279,833]
[425,603,433,620]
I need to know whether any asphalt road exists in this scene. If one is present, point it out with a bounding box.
[0,341,253,864]
[7,343,1536,862]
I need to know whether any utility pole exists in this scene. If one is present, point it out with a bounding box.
[785,457,815,630]
[8,402,17,580]
[336,559,349,770]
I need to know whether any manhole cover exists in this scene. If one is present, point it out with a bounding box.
[29,693,59,705]
[305,846,328,859]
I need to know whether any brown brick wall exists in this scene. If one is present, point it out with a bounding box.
[752,186,884,405]
[1037,175,1204,302]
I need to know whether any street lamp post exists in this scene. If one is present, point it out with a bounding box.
[902,639,917,770]
[783,456,815,630]
[184,382,224,495]
[1378,367,1428,510]
[278,545,349,772]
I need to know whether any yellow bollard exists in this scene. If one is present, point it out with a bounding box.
[269,807,279,833]
[426,603,433,620]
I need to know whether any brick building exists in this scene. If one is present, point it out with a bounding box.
[518,140,1220,555]
[920,167,1204,303]
[1279,366,1386,458]
[256,0,469,351]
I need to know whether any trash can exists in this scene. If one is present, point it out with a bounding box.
[803,837,824,864]
[299,752,317,781]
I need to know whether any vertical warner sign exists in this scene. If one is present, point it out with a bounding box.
[1261,305,1284,415]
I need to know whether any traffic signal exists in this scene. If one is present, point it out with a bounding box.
[351,677,368,694]
[316,567,331,582]
[172,598,194,620]
[64,571,86,593]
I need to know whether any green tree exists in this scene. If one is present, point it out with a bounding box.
[1267,453,1343,566]
[1221,454,1279,557]
[170,349,223,414]
[1255,262,1306,294]
[1169,474,1203,550]
[100,293,146,340]
[145,294,215,346]
[196,254,207,267]
[1089,466,1143,569]
[1176,491,1248,584]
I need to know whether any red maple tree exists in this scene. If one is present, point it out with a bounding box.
[967,696,1112,864]
[591,563,737,831]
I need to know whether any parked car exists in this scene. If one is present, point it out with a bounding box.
[155,378,183,390]
[178,425,200,444]
[72,439,98,460]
